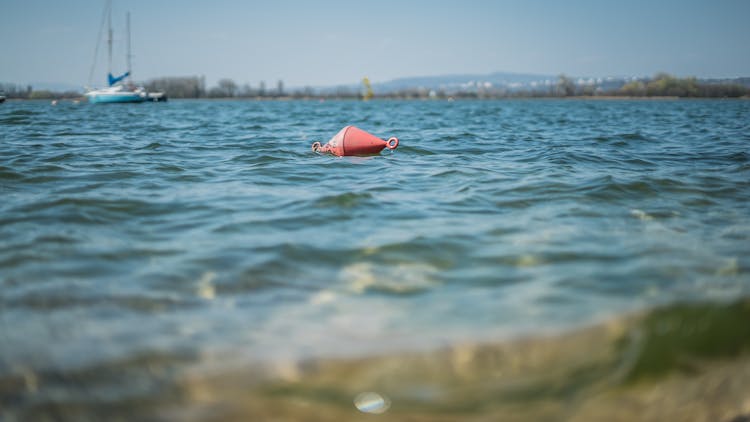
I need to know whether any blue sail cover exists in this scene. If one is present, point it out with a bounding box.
[108,72,130,86]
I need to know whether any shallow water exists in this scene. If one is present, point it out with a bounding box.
[1,99,749,418]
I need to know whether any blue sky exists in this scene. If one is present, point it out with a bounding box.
[1,0,749,89]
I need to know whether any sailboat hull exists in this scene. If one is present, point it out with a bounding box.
[86,91,145,104]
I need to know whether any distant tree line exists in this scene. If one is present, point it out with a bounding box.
[143,76,307,99]
[616,73,747,98]
[143,76,206,98]
[145,73,750,99]
[2,73,748,101]
[0,82,80,99]
[374,73,749,99]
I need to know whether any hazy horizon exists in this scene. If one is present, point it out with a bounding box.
[2,0,749,89]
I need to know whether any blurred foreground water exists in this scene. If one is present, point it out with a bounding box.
[1,99,749,420]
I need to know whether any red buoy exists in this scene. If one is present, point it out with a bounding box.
[312,126,398,156]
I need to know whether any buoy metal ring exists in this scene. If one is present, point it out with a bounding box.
[386,137,399,150]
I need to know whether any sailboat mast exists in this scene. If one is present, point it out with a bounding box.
[107,1,112,76]
[126,12,132,84]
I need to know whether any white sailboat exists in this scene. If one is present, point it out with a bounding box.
[85,2,147,103]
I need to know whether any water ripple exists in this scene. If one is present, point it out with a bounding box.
[1,98,749,392]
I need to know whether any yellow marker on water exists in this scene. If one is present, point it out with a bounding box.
[362,77,374,101]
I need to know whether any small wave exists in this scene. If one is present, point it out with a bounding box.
[33,234,80,244]
[623,157,657,167]
[312,192,374,208]
[1,109,40,125]
[154,164,184,173]
[427,168,474,178]
[41,152,76,162]
[5,291,187,313]
[440,132,480,143]
[0,116,32,125]
[618,132,649,141]
[6,109,39,116]
[231,153,284,165]
[138,142,163,150]
[397,144,437,155]
[726,151,749,163]
[0,166,24,180]
[582,177,670,199]
[11,197,181,223]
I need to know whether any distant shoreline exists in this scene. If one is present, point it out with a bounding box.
[4,73,749,101]
[4,95,749,103]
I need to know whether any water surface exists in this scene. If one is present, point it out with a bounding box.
[1,99,749,419]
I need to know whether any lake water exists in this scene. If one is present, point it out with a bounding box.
[1,99,749,419]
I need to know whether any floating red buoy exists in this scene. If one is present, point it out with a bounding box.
[312,126,398,156]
